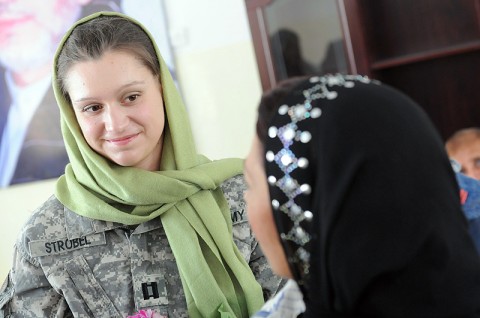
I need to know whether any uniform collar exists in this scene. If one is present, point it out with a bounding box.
[64,206,162,239]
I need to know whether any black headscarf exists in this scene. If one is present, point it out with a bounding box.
[263,74,480,317]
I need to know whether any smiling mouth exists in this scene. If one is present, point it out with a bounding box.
[107,133,139,145]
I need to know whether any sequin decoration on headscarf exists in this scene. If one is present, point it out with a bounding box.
[264,74,378,291]
[263,73,480,317]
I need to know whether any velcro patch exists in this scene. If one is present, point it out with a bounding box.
[29,233,106,257]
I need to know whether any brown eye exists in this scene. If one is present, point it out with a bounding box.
[84,104,102,112]
[126,94,139,102]
[474,158,480,168]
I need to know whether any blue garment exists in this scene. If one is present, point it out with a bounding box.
[0,71,68,186]
[456,172,480,254]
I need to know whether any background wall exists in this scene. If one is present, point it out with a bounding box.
[166,0,261,159]
[0,0,262,280]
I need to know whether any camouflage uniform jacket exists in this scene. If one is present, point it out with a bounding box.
[0,175,283,317]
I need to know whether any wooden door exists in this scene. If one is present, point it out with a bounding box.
[339,0,480,140]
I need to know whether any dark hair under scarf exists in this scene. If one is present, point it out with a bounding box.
[260,74,480,317]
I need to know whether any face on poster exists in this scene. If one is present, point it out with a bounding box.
[0,0,175,187]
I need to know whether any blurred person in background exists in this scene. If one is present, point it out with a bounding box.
[0,0,99,186]
[0,0,173,187]
[446,127,480,180]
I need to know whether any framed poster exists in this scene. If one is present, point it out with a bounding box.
[0,0,176,187]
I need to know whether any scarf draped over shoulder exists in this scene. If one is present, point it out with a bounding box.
[52,11,263,318]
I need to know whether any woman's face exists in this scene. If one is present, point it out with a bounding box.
[66,50,165,171]
[244,135,292,278]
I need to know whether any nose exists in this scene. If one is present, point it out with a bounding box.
[104,105,129,133]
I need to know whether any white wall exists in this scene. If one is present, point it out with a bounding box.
[165,0,261,160]
[0,0,262,281]
[0,179,56,279]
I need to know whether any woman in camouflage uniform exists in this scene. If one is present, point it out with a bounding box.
[0,12,282,318]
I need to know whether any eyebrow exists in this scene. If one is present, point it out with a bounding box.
[72,80,146,103]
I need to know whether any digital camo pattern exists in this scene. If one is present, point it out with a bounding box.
[221,175,285,301]
[0,175,283,317]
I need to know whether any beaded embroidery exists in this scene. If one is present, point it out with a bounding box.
[265,74,376,281]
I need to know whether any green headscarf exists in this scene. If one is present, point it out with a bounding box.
[52,11,263,317]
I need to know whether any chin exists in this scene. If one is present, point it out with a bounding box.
[105,154,136,167]
[114,159,137,167]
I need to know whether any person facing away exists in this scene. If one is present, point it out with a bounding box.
[445,127,480,180]
[243,74,480,317]
[0,12,283,318]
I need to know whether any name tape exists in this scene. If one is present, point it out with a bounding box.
[29,233,106,257]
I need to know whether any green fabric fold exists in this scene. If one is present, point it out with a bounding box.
[52,11,263,317]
